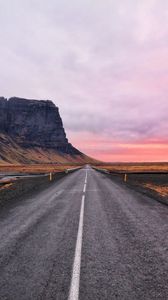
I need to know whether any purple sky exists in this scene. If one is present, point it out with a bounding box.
[0,0,168,161]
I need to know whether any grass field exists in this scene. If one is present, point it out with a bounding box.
[93,162,168,173]
[0,163,83,175]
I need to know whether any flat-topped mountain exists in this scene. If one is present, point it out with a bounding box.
[0,97,93,164]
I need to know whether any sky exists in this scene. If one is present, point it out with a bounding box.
[0,0,168,162]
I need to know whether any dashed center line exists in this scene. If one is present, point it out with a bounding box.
[83,183,87,193]
[84,170,87,185]
[68,170,87,300]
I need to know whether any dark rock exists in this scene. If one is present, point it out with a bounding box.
[0,97,81,155]
[0,97,8,132]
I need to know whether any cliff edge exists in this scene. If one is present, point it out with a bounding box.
[0,97,92,164]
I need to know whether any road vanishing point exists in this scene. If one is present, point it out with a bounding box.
[0,165,168,299]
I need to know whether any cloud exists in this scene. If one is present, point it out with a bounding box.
[0,0,168,161]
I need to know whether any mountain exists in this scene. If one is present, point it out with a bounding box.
[0,97,94,164]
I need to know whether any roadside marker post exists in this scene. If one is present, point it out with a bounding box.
[124,173,127,182]
[49,172,52,181]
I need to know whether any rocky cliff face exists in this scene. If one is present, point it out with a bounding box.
[0,97,81,155]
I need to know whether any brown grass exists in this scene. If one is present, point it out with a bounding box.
[0,164,81,174]
[93,162,168,173]
[0,133,95,165]
[0,183,13,190]
[143,183,168,198]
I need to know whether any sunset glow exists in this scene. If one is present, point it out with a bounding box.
[70,132,168,162]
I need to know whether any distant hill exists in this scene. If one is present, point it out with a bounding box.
[0,97,96,164]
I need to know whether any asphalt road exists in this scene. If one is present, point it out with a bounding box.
[0,166,168,300]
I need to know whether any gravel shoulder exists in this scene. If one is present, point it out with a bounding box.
[109,173,168,205]
[0,172,66,208]
[94,169,168,205]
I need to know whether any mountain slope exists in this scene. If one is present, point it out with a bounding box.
[0,97,95,164]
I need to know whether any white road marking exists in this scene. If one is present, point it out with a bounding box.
[83,183,86,193]
[84,170,88,184]
[68,170,87,300]
[68,195,85,300]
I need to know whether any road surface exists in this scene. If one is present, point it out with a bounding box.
[0,166,168,299]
